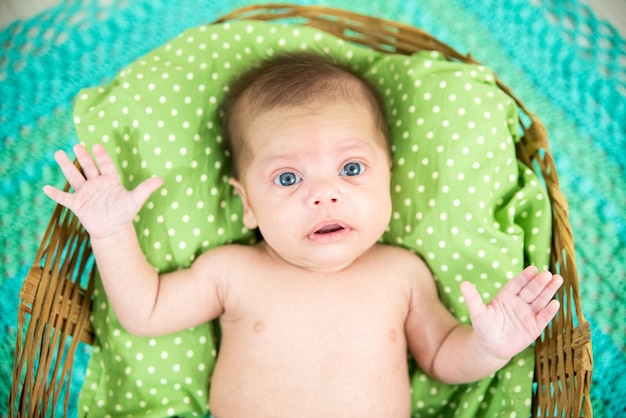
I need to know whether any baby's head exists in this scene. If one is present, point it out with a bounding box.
[221,52,391,179]
[220,52,393,271]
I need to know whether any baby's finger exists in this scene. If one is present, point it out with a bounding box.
[43,185,73,208]
[131,177,164,210]
[74,144,100,179]
[91,144,120,178]
[518,270,555,304]
[498,265,539,299]
[54,150,86,189]
[531,274,563,311]
[461,281,486,319]
[535,299,560,331]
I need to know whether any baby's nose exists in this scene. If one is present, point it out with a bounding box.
[311,195,339,206]
[307,181,341,207]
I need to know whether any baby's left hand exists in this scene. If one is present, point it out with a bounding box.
[461,266,563,360]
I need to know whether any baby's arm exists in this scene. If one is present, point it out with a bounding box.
[406,265,562,384]
[44,144,224,335]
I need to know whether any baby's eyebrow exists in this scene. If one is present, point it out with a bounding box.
[336,138,380,157]
[256,138,378,170]
[258,150,300,166]
[254,151,303,176]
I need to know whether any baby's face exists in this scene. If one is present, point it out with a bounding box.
[230,98,392,273]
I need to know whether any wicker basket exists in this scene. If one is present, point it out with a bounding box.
[9,4,593,417]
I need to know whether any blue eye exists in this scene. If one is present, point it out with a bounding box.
[274,171,302,187]
[341,162,364,177]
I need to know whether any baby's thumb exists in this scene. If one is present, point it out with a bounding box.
[43,185,68,207]
[461,281,486,320]
[132,177,163,207]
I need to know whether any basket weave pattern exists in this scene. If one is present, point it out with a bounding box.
[10,4,592,417]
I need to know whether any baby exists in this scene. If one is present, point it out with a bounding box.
[44,52,562,417]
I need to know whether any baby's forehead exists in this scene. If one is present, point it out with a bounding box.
[240,75,369,109]
[236,97,374,139]
[230,80,391,163]
[239,99,391,159]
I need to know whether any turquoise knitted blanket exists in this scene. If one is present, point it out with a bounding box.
[1,0,624,416]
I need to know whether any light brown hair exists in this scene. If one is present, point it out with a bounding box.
[220,52,390,178]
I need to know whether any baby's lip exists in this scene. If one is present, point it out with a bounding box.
[308,220,351,241]
[315,224,344,234]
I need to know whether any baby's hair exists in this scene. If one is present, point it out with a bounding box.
[220,52,390,178]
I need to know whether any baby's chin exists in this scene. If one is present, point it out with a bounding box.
[268,240,379,275]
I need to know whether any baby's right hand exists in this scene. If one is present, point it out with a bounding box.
[44,144,163,240]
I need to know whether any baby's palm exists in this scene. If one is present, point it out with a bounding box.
[461,267,562,360]
[44,144,162,239]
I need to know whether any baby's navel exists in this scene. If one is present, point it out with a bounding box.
[253,320,265,333]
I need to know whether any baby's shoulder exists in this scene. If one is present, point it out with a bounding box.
[368,245,438,297]
[205,242,258,256]
[370,243,424,261]
[191,243,259,273]
[369,244,431,274]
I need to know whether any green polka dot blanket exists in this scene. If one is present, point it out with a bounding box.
[71,20,551,417]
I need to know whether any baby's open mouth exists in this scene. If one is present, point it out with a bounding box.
[315,224,344,234]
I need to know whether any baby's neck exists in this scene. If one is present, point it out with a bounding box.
[256,240,377,275]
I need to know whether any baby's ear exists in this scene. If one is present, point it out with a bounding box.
[229,178,258,230]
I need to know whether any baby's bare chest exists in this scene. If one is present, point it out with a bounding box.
[208,247,419,416]
[221,274,410,357]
